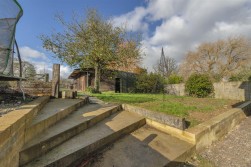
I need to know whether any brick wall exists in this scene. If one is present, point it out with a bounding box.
[20,81,51,96]
[0,80,51,96]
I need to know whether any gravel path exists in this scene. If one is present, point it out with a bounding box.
[201,116,251,167]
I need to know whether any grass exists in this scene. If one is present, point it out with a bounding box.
[93,93,155,104]
[80,91,240,127]
[136,101,195,117]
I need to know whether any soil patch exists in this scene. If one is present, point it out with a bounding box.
[0,93,37,116]
[188,105,231,124]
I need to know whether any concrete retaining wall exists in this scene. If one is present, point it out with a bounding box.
[214,81,251,101]
[122,104,186,130]
[186,101,251,151]
[142,100,251,152]
[166,81,251,101]
[165,83,185,96]
[0,96,50,167]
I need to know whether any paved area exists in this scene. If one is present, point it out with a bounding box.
[31,99,83,125]
[201,116,251,167]
[24,111,144,167]
[89,125,194,167]
[22,103,103,149]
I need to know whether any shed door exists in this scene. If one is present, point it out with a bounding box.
[115,78,121,93]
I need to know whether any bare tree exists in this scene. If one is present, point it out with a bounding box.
[179,37,251,81]
[154,47,177,78]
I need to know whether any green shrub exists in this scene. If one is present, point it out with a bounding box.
[167,74,183,84]
[86,86,100,94]
[135,72,165,93]
[185,74,213,98]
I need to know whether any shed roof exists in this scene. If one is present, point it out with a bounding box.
[68,68,94,79]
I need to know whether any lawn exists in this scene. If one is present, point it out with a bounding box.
[84,92,241,127]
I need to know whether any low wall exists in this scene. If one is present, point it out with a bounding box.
[166,81,251,101]
[0,80,51,96]
[0,96,50,167]
[214,81,251,101]
[139,101,251,152]
[186,101,251,151]
[122,104,186,130]
[165,83,185,96]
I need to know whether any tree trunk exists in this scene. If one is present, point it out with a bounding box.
[94,65,100,92]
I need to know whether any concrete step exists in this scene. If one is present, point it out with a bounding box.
[24,98,88,143]
[22,111,146,167]
[19,103,121,166]
[88,96,106,104]
[89,125,195,167]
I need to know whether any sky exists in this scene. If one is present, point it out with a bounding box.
[15,0,251,78]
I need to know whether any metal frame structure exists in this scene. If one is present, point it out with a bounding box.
[0,0,25,81]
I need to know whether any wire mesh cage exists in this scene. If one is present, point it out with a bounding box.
[0,0,23,77]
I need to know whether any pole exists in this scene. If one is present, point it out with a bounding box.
[52,64,60,98]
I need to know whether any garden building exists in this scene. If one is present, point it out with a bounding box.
[68,68,136,93]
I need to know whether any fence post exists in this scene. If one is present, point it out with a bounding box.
[51,64,60,98]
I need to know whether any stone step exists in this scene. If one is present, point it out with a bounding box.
[19,103,121,166]
[22,111,146,167]
[24,98,88,143]
[89,125,195,167]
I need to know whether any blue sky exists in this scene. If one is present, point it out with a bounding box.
[17,0,145,47]
[14,0,251,78]
[16,0,147,77]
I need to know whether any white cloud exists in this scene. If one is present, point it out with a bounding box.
[146,0,188,21]
[35,62,71,79]
[112,0,251,69]
[150,16,185,45]
[18,46,71,78]
[60,65,72,79]
[34,62,51,74]
[20,46,49,62]
[212,22,251,39]
[112,7,148,32]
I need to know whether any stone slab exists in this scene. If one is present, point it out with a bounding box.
[24,98,88,143]
[20,104,121,166]
[23,111,145,167]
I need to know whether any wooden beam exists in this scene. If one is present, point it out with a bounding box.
[51,64,60,98]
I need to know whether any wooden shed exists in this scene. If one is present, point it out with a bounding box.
[68,68,136,93]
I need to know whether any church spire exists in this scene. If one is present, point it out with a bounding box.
[159,47,167,77]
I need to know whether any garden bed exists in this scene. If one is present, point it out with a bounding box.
[0,92,37,116]
[88,92,242,127]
